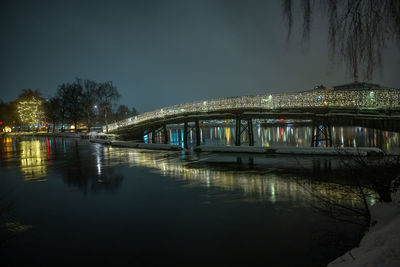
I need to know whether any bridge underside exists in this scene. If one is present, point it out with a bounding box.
[110,108,400,145]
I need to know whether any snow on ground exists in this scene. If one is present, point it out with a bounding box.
[194,146,383,156]
[109,141,182,151]
[328,179,400,267]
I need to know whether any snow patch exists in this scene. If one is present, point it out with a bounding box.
[194,146,383,156]
[328,180,400,267]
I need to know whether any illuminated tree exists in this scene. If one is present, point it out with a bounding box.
[15,89,44,131]
[17,97,44,131]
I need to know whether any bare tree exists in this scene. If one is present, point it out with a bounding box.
[283,0,400,81]
[79,79,99,132]
[64,80,84,132]
[113,104,135,121]
[56,83,70,132]
[43,97,61,132]
[97,81,120,133]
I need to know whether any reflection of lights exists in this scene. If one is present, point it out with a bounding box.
[101,146,376,206]
[270,180,276,203]
[225,127,231,143]
[94,144,102,175]
[19,140,48,180]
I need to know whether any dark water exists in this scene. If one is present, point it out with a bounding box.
[158,125,400,154]
[0,135,384,266]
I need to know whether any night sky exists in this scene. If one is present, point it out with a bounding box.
[1,0,399,113]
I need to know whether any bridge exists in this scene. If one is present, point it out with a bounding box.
[105,88,400,147]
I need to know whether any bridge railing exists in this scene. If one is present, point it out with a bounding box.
[105,89,400,132]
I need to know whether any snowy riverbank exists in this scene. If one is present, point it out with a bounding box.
[194,146,383,156]
[328,180,400,267]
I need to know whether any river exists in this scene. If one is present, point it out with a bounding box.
[0,126,397,266]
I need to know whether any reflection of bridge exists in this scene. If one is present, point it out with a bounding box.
[102,146,375,206]
[106,88,400,147]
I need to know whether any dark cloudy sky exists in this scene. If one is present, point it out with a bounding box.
[1,0,399,112]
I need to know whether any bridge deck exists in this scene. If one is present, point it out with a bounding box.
[106,88,400,137]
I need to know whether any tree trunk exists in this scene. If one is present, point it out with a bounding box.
[105,109,109,133]
[87,111,91,132]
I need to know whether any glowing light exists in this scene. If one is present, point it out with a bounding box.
[19,140,48,180]
[225,127,231,143]
[17,96,44,129]
[105,88,400,132]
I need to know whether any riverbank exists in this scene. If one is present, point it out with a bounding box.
[1,131,117,139]
[193,145,383,156]
[328,179,400,267]
[88,138,384,156]
[92,140,182,151]
[2,132,387,155]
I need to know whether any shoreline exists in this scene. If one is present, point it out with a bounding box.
[328,181,400,267]
[1,132,387,156]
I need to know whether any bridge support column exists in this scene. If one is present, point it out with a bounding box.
[311,123,332,147]
[235,117,241,146]
[163,124,168,144]
[183,122,188,149]
[151,131,156,144]
[195,120,201,146]
[247,119,254,146]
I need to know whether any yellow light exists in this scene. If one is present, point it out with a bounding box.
[16,96,44,129]
[225,127,231,143]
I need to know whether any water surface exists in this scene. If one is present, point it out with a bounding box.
[0,136,381,266]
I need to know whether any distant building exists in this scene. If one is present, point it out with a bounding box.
[313,84,326,90]
[332,81,381,91]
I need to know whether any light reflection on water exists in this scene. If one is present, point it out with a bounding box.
[101,145,376,208]
[1,137,50,181]
[0,136,379,207]
[0,136,378,209]
[0,136,383,266]
[163,125,400,153]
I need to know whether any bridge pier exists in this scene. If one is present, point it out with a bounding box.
[183,121,188,149]
[195,120,201,146]
[163,124,168,144]
[311,123,332,147]
[151,131,156,143]
[235,117,241,146]
[247,119,254,146]
[235,117,254,146]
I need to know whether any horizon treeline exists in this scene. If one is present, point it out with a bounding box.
[0,78,138,133]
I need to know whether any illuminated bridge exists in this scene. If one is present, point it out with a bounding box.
[105,87,400,147]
